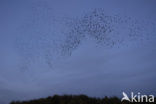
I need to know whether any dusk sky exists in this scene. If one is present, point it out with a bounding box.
[0,0,156,104]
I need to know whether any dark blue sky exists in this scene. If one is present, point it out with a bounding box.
[0,0,156,104]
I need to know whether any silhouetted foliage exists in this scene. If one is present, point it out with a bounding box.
[10,95,156,104]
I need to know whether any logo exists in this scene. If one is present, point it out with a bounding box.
[121,92,154,103]
[122,92,130,102]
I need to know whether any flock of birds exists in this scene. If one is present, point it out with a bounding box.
[15,7,156,71]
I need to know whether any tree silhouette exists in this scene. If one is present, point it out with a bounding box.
[10,94,156,104]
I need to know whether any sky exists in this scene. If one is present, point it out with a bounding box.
[0,0,156,104]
